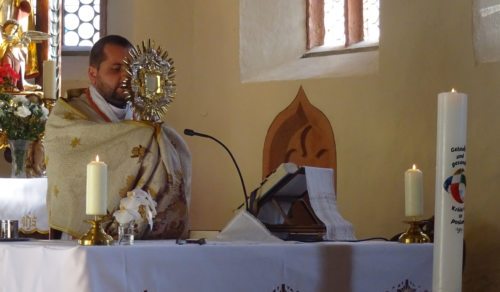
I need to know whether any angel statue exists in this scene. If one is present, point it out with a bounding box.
[0,18,48,91]
[6,0,45,80]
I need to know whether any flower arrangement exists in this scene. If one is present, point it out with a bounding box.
[0,93,49,140]
[0,63,48,141]
[0,64,48,178]
[113,188,157,230]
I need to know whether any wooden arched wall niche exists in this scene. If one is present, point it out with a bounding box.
[262,86,337,190]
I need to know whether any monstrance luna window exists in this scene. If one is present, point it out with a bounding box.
[62,0,106,55]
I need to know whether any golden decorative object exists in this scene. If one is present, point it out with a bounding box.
[70,137,81,148]
[0,18,49,91]
[0,131,8,150]
[398,219,431,244]
[122,39,176,122]
[43,98,57,112]
[130,144,147,160]
[78,216,114,246]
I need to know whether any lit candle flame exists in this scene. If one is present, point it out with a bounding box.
[412,164,417,170]
[96,155,100,162]
[451,88,456,93]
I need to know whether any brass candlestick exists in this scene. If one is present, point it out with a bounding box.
[43,98,58,112]
[398,218,431,244]
[78,216,113,246]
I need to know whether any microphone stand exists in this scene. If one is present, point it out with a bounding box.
[184,129,249,211]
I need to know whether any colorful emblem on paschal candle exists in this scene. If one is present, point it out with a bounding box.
[443,168,466,204]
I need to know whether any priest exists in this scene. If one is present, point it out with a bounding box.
[44,35,191,239]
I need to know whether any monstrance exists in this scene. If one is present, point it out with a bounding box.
[122,39,176,122]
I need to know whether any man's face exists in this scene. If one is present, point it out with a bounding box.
[88,44,130,108]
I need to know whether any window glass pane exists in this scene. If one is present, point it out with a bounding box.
[323,0,345,47]
[78,4,95,22]
[64,13,80,30]
[64,0,79,13]
[64,31,79,46]
[94,1,100,13]
[80,0,93,4]
[78,22,95,39]
[79,39,93,46]
[363,0,379,42]
[93,15,100,29]
[316,0,379,50]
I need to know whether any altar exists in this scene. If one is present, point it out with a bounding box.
[0,178,48,235]
[0,240,432,292]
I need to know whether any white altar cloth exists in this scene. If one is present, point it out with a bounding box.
[0,240,432,292]
[0,178,48,233]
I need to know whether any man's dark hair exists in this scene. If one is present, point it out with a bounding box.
[89,35,133,68]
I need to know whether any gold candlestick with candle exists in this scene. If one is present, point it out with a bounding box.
[42,60,57,111]
[78,155,113,246]
[398,164,430,244]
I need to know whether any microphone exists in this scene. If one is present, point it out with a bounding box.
[184,128,249,211]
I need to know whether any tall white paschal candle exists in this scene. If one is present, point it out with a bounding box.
[433,89,467,292]
[43,60,56,99]
[86,155,108,215]
[404,164,423,217]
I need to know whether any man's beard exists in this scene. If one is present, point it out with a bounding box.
[97,84,127,108]
[107,90,127,108]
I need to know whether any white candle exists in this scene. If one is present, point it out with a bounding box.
[404,164,423,217]
[43,60,56,100]
[433,89,467,292]
[86,155,108,215]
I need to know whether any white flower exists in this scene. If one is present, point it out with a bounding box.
[114,188,157,230]
[14,105,31,118]
[12,95,28,105]
[113,209,141,224]
[120,191,142,210]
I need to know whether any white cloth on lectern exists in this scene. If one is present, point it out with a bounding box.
[305,167,356,240]
[215,210,283,243]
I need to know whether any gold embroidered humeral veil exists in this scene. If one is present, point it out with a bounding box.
[45,98,191,239]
